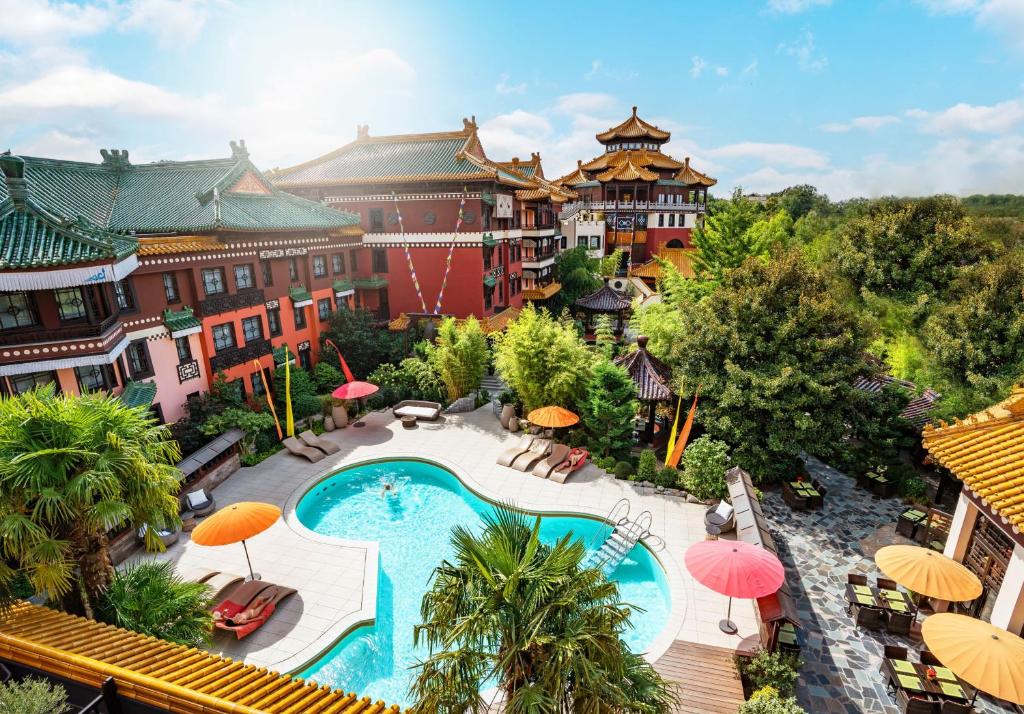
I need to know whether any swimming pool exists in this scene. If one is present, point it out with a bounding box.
[295,459,671,707]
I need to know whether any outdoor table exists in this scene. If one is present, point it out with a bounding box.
[845,584,915,614]
[884,658,974,703]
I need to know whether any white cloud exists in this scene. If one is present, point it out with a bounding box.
[715,66,729,77]
[584,59,601,80]
[0,0,114,44]
[690,56,708,78]
[819,115,902,132]
[495,73,527,95]
[777,31,828,72]
[553,93,617,115]
[915,0,981,14]
[16,129,101,161]
[916,0,1024,51]
[707,141,830,169]
[907,98,1024,133]
[119,0,215,48]
[743,59,759,76]
[767,0,832,12]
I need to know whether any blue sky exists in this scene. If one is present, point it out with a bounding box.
[2,0,1023,198]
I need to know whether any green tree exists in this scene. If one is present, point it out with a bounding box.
[0,388,181,616]
[272,365,321,420]
[425,316,489,402]
[581,360,639,459]
[312,361,344,393]
[411,508,677,713]
[0,677,70,714]
[691,190,778,281]
[320,306,405,378]
[681,436,730,500]
[593,313,616,359]
[201,407,275,457]
[765,184,831,221]
[552,245,601,311]
[670,250,872,482]
[97,560,214,647]
[600,248,626,277]
[492,304,591,413]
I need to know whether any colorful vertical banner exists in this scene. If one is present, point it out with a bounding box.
[252,359,282,440]
[664,395,683,467]
[667,386,700,468]
[284,345,295,438]
[391,191,428,314]
[432,187,468,315]
[324,338,355,383]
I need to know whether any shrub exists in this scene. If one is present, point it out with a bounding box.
[313,362,344,393]
[97,560,214,647]
[581,361,639,459]
[200,407,275,457]
[656,465,680,489]
[737,650,802,697]
[475,388,491,409]
[596,455,617,471]
[738,687,806,714]
[636,449,658,482]
[425,316,489,402]
[292,393,323,421]
[681,436,731,501]
[0,677,70,714]
[613,461,633,480]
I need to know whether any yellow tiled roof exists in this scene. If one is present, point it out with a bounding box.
[0,601,401,714]
[387,313,411,331]
[595,158,659,183]
[922,385,1024,532]
[676,157,717,187]
[595,107,671,143]
[553,160,594,187]
[387,306,522,333]
[521,282,562,300]
[631,248,697,280]
[137,235,226,255]
[496,153,544,179]
[581,149,681,173]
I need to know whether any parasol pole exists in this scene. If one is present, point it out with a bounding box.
[241,539,258,581]
[721,596,737,634]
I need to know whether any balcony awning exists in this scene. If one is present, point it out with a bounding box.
[0,254,138,291]
[521,282,562,301]
[163,306,202,338]
[483,274,497,288]
[354,276,388,289]
[119,380,157,409]
[482,232,498,247]
[332,279,355,297]
[481,192,496,206]
[273,345,296,366]
[0,335,130,376]
[288,285,313,307]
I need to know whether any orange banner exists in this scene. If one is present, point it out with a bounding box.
[667,386,700,468]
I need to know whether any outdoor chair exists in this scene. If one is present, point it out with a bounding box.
[510,438,552,471]
[888,611,915,637]
[531,443,572,479]
[705,500,736,532]
[848,573,869,586]
[497,435,535,467]
[549,448,588,484]
[392,400,442,422]
[897,508,928,539]
[137,523,180,548]
[854,604,885,630]
[873,478,896,498]
[855,471,874,490]
[877,577,899,591]
[184,488,216,517]
[920,650,942,666]
[940,700,973,713]
[282,436,324,462]
[298,430,340,455]
[196,571,245,600]
[781,481,809,510]
[901,691,939,714]
[810,478,827,507]
[885,644,909,660]
[215,584,297,640]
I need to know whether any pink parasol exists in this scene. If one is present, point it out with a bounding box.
[685,539,785,634]
[331,382,380,400]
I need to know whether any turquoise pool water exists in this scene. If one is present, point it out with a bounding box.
[295,459,670,707]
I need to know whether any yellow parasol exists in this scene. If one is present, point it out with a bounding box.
[875,545,982,602]
[527,406,580,429]
[191,502,281,581]
[922,614,1024,705]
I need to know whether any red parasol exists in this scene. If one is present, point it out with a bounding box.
[331,382,380,400]
[685,539,785,634]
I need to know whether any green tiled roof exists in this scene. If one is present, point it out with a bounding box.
[353,276,388,289]
[483,274,497,287]
[273,345,295,365]
[288,285,313,303]
[482,232,498,247]
[119,381,157,409]
[163,306,201,334]
[332,278,355,292]
[0,205,138,269]
[0,147,360,235]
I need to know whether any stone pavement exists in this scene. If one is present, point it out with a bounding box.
[762,456,1016,714]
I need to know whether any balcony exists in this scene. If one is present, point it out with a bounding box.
[209,339,272,372]
[0,313,119,347]
[198,288,265,317]
[559,200,704,218]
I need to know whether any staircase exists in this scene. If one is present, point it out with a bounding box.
[479,373,508,397]
[582,499,652,573]
[558,202,583,221]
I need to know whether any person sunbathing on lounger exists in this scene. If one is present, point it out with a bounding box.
[558,448,586,472]
[214,588,277,626]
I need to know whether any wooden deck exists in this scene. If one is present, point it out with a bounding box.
[654,641,747,714]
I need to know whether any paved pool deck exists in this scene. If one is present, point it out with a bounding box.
[146,405,758,676]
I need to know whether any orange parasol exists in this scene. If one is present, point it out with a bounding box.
[191,502,281,581]
[527,406,580,429]
[922,614,1024,704]
[875,545,982,602]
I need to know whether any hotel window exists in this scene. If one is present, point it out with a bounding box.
[0,292,38,330]
[293,306,307,329]
[75,364,115,393]
[369,208,384,232]
[114,279,136,311]
[349,249,359,271]
[589,236,601,250]
[241,315,263,344]
[6,370,57,396]
[175,336,192,363]
[250,371,266,396]
[576,236,587,248]
[288,257,299,282]
[55,288,87,321]
[162,273,180,304]
[313,256,327,278]
[202,268,226,296]
[318,298,332,321]
[267,308,282,337]
[260,260,274,287]
[332,254,345,274]
[234,264,256,290]
[483,285,493,310]
[560,236,567,250]
[298,346,312,370]
[126,340,153,379]
[372,248,388,273]
[668,214,676,227]
[658,214,664,227]
[212,323,236,353]
[483,246,492,270]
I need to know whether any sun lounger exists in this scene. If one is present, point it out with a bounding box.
[200,571,245,600]
[531,443,573,479]
[298,430,340,455]
[211,580,274,625]
[215,584,297,639]
[497,435,535,466]
[283,436,324,462]
[511,438,552,471]
[549,448,589,484]
[393,400,443,421]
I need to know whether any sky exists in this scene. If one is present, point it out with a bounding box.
[2,0,1024,199]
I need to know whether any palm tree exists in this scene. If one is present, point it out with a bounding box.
[0,386,181,617]
[98,560,214,647]
[410,508,677,713]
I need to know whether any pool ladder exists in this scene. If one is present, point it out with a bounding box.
[582,498,652,573]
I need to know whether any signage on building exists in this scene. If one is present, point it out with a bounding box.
[298,340,311,351]
[494,194,513,219]
[489,266,505,278]
[508,271,519,280]
[265,299,280,310]
[259,247,308,259]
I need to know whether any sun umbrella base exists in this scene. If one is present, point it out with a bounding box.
[719,619,738,634]
[244,573,263,582]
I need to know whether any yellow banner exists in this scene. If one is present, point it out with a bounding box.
[284,345,294,438]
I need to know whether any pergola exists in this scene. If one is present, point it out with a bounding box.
[575,283,632,336]
[614,335,674,443]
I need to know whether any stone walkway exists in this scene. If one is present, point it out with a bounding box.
[762,457,1016,714]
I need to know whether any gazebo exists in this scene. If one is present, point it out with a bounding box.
[614,335,673,443]
[575,283,632,336]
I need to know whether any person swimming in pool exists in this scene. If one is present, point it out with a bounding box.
[381,481,395,497]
